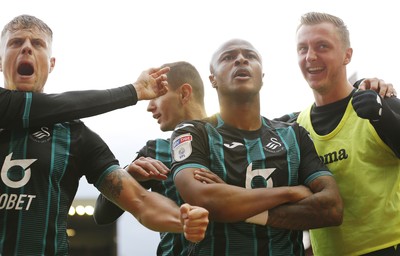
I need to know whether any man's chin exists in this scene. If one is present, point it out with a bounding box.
[9,83,42,92]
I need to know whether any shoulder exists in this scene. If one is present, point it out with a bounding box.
[174,117,212,132]
[64,120,107,143]
[144,138,170,148]
[148,138,170,143]
[137,138,171,159]
[272,112,300,123]
[263,116,300,129]
[61,119,95,133]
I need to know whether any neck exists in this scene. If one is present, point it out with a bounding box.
[219,95,261,131]
[186,104,208,120]
[313,81,354,106]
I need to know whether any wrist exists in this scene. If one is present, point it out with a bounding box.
[131,83,142,100]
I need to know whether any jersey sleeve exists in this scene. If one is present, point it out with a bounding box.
[73,122,120,186]
[297,125,333,185]
[170,121,210,179]
[273,112,300,123]
[93,193,125,225]
[0,85,137,129]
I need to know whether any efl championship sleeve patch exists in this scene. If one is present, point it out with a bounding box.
[172,133,193,162]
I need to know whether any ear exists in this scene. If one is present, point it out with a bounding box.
[180,83,192,104]
[261,72,264,87]
[209,74,217,88]
[343,48,353,65]
[49,57,56,73]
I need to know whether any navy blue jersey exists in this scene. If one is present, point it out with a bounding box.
[138,139,176,199]
[137,139,191,256]
[0,121,119,255]
[170,114,331,256]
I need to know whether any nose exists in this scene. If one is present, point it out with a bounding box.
[147,100,156,112]
[21,40,33,55]
[235,53,249,66]
[305,49,317,62]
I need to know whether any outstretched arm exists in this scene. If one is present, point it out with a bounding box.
[0,66,169,128]
[98,168,208,242]
[0,85,137,128]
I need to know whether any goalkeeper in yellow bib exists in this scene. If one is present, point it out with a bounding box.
[295,12,400,256]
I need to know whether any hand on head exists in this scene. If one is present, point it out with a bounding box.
[133,66,170,100]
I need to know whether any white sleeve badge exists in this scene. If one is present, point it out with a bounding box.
[172,133,193,162]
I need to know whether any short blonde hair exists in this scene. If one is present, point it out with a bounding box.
[297,12,350,48]
[1,14,53,43]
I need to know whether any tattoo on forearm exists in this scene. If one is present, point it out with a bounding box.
[101,170,124,200]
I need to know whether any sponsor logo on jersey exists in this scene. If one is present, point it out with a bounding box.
[30,126,51,143]
[0,153,37,210]
[0,193,36,210]
[264,137,284,153]
[1,153,37,188]
[319,148,348,165]
[223,142,244,149]
[245,163,276,189]
[172,133,193,162]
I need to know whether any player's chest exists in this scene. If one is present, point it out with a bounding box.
[0,126,75,173]
[212,128,289,161]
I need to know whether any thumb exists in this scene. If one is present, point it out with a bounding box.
[180,203,191,220]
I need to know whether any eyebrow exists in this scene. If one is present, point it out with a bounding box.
[218,48,259,59]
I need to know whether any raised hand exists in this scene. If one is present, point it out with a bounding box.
[133,66,170,100]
